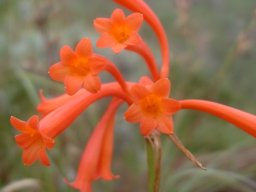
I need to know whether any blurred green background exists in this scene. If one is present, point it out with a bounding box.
[1,0,256,191]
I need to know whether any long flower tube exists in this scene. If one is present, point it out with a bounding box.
[98,56,129,92]
[113,0,170,77]
[66,98,121,192]
[39,83,132,138]
[126,35,160,80]
[180,100,256,137]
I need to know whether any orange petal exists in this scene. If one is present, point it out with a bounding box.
[157,117,173,134]
[39,149,50,166]
[94,18,111,33]
[15,134,35,148]
[111,9,126,24]
[151,78,170,97]
[124,104,142,123]
[126,12,143,31]
[15,134,27,147]
[125,33,141,46]
[89,55,106,74]
[75,38,92,58]
[49,62,69,82]
[130,84,150,101]
[64,76,83,95]
[10,116,27,132]
[60,46,77,63]
[96,34,115,49]
[112,43,127,53]
[139,76,153,86]
[41,133,55,149]
[28,115,39,129]
[83,75,101,93]
[22,146,39,166]
[140,117,157,136]
[162,98,181,115]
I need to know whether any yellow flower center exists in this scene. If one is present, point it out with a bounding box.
[70,58,90,76]
[140,94,163,118]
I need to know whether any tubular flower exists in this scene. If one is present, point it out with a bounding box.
[94,8,143,53]
[125,78,180,136]
[11,83,130,167]
[9,0,256,192]
[49,38,106,95]
[113,0,170,77]
[94,8,160,80]
[10,115,54,166]
[66,99,120,192]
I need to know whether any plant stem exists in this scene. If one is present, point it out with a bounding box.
[145,132,162,192]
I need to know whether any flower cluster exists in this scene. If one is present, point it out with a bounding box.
[10,0,256,192]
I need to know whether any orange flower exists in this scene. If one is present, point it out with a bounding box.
[10,115,54,166]
[94,9,143,53]
[49,38,106,95]
[66,99,120,192]
[125,78,180,136]
[113,0,170,77]
[11,83,131,167]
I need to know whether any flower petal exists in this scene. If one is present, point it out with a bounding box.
[83,75,101,93]
[94,18,111,33]
[157,117,173,134]
[124,104,142,123]
[96,34,116,49]
[151,78,170,97]
[64,76,83,95]
[48,62,69,82]
[162,98,181,115]
[111,9,125,24]
[39,149,51,166]
[112,43,127,53]
[15,134,35,148]
[75,38,92,58]
[126,12,143,31]
[10,116,27,132]
[126,33,141,46]
[140,117,157,136]
[22,145,40,166]
[60,46,77,63]
[41,133,55,149]
[139,76,153,86]
[89,55,106,74]
[28,115,39,129]
[130,84,150,101]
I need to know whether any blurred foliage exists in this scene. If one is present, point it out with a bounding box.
[1,0,256,191]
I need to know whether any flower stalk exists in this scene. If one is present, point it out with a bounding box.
[126,36,160,80]
[146,132,162,192]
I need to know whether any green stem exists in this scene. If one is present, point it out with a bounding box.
[145,133,162,192]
